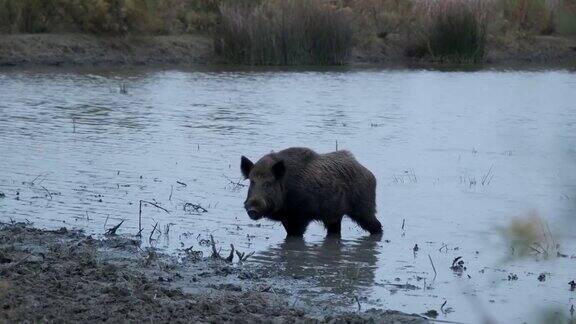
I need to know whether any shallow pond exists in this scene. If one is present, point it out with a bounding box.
[1,66,575,323]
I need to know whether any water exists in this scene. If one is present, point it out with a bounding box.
[1,66,575,323]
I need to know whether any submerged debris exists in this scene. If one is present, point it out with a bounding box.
[182,246,203,262]
[209,235,254,264]
[538,273,546,282]
[388,283,420,291]
[423,310,438,318]
[184,203,208,214]
[569,280,575,291]
[105,220,124,236]
[450,256,466,274]
[508,273,518,281]
[440,301,454,315]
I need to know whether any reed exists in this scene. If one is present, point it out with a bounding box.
[216,0,353,65]
[420,0,489,63]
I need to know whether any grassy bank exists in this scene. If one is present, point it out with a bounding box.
[0,0,575,65]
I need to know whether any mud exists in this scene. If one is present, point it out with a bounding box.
[0,222,427,323]
[0,33,574,68]
[0,34,215,67]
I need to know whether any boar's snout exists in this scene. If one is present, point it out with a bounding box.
[247,209,259,220]
[244,198,266,220]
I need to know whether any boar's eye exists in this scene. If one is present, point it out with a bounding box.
[262,181,272,189]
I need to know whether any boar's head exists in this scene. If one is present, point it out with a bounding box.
[240,155,285,220]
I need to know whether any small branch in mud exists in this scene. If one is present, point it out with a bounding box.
[169,185,174,201]
[149,222,159,242]
[210,235,253,263]
[105,220,125,236]
[164,223,174,236]
[176,181,187,187]
[440,300,447,312]
[226,244,235,262]
[138,200,170,237]
[184,203,208,214]
[29,173,49,185]
[481,164,494,186]
[235,250,255,263]
[210,235,222,259]
[40,186,52,200]
[354,295,361,313]
[428,254,437,282]
[223,174,246,190]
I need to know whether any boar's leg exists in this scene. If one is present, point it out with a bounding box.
[281,218,310,237]
[324,215,343,237]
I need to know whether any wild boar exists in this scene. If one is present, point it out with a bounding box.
[240,147,382,236]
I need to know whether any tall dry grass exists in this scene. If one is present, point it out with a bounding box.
[216,0,354,65]
[555,0,576,34]
[343,0,417,46]
[415,0,489,62]
[496,0,556,35]
[0,0,221,35]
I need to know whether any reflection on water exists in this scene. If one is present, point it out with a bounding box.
[1,66,575,323]
[255,236,381,295]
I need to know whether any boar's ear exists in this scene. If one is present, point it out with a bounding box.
[272,160,286,180]
[241,156,254,179]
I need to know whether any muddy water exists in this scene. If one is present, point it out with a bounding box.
[1,66,575,323]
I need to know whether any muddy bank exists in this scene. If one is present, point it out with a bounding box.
[353,33,576,66]
[0,34,215,67]
[0,222,427,323]
[0,33,575,68]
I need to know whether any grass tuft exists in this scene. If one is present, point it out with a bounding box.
[216,0,354,65]
[419,0,488,63]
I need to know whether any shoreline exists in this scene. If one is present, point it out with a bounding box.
[0,222,428,323]
[0,33,575,69]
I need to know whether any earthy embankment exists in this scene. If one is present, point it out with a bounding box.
[0,222,427,323]
[1,33,575,68]
[0,34,215,67]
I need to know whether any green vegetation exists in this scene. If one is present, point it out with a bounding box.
[0,0,574,64]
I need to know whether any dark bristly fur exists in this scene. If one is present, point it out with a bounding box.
[241,147,382,237]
